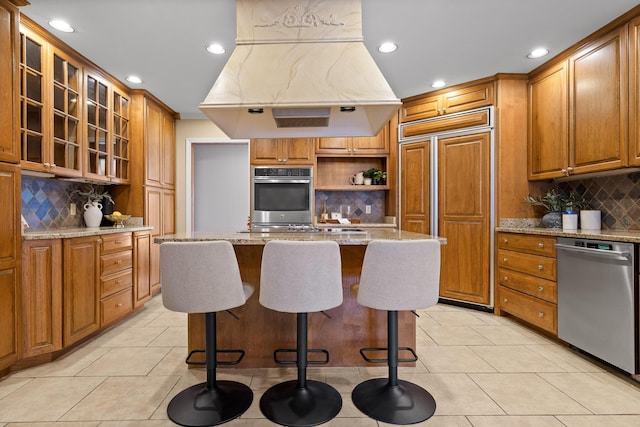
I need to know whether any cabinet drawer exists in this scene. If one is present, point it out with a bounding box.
[101,233,132,254]
[497,267,557,303]
[101,250,132,276]
[101,269,132,297]
[101,288,133,326]
[497,249,556,281]
[497,233,556,257]
[498,285,557,334]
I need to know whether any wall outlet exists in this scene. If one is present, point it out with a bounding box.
[70,203,76,216]
[365,205,371,214]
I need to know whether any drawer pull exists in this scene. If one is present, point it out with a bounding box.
[538,242,544,248]
[503,276,508,281]
[503,257,508,263]
[116,280,122,284]
[538,264,544,270]
[538,286,544,292]
[538,312,545,318]
[117,303,123,307]
[503,298,508,303]
[117,259,123,264]
[503,238,508,244]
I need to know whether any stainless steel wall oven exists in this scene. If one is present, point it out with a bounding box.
[251,166,313,228]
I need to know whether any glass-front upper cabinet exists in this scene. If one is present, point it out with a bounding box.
[19,25,83,177]
[51,48,82,177]
[19,31,45,169]
[111,89,129,183]
[84,72,110,181]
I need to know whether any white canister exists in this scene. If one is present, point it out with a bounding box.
[562,213,578,231]
[580,210,601,230]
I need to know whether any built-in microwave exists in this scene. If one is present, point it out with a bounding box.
[251,166,313,228]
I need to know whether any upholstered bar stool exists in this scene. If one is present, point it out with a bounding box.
[259,240,343,427]
[160,241,254,427]
[351,239,441,425]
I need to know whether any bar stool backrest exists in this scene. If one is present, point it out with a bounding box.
[260,240,343,313]
[160,241,248,313]
[357,239,441,311]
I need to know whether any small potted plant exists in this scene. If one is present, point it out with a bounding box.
[73,184,114,228]
[522,189,567,228]
[372,169,387,185]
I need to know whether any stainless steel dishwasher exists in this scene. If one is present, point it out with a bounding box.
[556,237,638,374]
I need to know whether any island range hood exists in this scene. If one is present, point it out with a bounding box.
[199,0,401,138]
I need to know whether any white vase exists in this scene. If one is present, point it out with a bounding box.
[83,202,103,228]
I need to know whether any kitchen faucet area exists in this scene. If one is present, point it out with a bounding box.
[4,0,640,425]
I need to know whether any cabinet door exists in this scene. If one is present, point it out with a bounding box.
[22,239,62,358]
[145,187,162,291]
[0,0,19,163]
[0,162,20,271]
[84,72,111,182]
[51,48,83,177]
[401,95,440,123]
[0,267,19,370]
[316,137,350,154]
[63,236,100,346]
[528,61,569,180]
[350,124,389,155]
[145,99,162,186]
[161,111,175,187]
[250,138,280,164]
[111,88,130,183]
[400,140,430,234]
[281,138,314,164]
[133,231,151,308]
[441,82,494,115]
[569,26,628,174]
[438,131,491,305]
[629,16,640,165]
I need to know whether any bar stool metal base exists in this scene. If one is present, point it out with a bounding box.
[260,379,342,427]
[167,380,253,427]
[352,378,436,425]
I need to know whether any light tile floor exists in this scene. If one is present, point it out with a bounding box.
[2,296,640,426]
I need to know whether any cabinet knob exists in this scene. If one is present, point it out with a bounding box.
[538,264,544,270]
[442,108,446,114]
[502,257,508,263]
[116,259,123,264]
[115,240,121,244]
[116,280,122,284]
[503,238,508,244]
[503,298,508,303]
[538,242,544,248]
[538,286,544,292]
[117,303,123,307]
[43,162,50,167]
[51,163,57,168]
[561,168,567,174]
[503,276,508,281]
[567,167,574,172]
[538,312,545,318]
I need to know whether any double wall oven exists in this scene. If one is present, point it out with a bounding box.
[251,166,313,229]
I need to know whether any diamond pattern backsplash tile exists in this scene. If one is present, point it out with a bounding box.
[21,177,112,230]
[558,171,640,230]
[316,190,385,223]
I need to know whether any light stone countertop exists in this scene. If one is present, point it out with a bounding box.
[496,227,640,243]
[154,228,445,246]
[23,225,154,240]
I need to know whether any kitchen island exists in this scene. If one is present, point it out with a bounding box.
[156,228,445,368]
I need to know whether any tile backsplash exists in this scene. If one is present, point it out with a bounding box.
[557,171,640,230]
[21,176,113,230]
[316,190,385,223]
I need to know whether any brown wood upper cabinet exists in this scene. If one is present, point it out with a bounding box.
[400,82,494,123]
[250,138,314,165]
[528,26,628,179]
[142,95,175,188]
[629,16,640,165]
[0,0,19,164]
[316,124,389,155]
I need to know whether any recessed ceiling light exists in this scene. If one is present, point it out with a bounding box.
[378,42,397,53]
[206,43,226,55]
[126,75,143,84]
[527,47,549,59]
[48,19,74,33]
[431,80,446,88]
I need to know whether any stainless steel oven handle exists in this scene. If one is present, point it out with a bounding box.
[253,178,311,184]
[555,243,631,261]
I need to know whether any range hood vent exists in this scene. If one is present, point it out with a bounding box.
[199,0,401,138]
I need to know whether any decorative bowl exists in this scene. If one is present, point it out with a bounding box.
[104,214,131,228]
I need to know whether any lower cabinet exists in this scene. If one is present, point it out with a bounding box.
[22,239,62,358]
[63,236,101,346]
[99,233,133,326]
[133,230,152,308]
[0,267,19,370]
[495,232,558,334]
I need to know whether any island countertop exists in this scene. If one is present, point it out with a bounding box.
[154,228,446,245]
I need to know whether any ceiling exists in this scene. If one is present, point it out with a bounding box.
[19,0,640,120]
